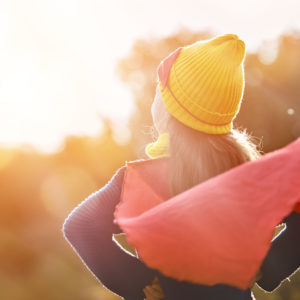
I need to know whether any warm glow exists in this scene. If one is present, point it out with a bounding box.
[1,2,300,300]
[40,165,97,217]
[1,0,300,153]
[0,148,17,171]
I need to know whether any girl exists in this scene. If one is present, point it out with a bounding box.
[63,34,300,300]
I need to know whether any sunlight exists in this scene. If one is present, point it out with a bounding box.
[1,2,300,299]
[258,39,279,65]
[0,149,17,171]
[287,108,295,115]
[0,0,299,153]
[40,165,97,218]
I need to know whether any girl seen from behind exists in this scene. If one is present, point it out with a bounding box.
[63,34,300,300]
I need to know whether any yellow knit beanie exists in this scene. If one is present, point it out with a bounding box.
[145,33,246,159]
[157,33,246,134]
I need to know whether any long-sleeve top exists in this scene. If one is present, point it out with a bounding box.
[62,166,300,300]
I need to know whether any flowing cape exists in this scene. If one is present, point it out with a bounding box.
[113,138,300,290]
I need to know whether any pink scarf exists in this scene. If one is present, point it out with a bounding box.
[114,137,300,290]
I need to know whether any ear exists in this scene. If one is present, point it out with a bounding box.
[157,47,182,90]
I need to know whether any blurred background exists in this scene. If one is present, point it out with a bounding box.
[1,0,300,299]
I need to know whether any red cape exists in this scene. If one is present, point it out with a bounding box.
[113,137,300,290]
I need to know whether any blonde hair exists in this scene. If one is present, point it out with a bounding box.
[166,115,263,196]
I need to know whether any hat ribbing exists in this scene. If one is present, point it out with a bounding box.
[157,33,246,134]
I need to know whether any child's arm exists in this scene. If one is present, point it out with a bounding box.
[256,211,300,292]
[62,166,155,300]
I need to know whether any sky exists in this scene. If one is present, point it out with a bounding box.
[0,0,300,153]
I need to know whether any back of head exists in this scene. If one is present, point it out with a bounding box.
[148,33,262,196]
[167,115,261,196]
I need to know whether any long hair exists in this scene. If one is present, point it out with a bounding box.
[166,115,263,196]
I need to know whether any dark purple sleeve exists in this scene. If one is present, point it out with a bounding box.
[257,211,300,292]
[62,166,156,300]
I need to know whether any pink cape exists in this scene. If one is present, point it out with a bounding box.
[113,138,300,290]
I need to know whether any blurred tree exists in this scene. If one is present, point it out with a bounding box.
[237,31,300,152]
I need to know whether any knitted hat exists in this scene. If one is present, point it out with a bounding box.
[157,33,246,134]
